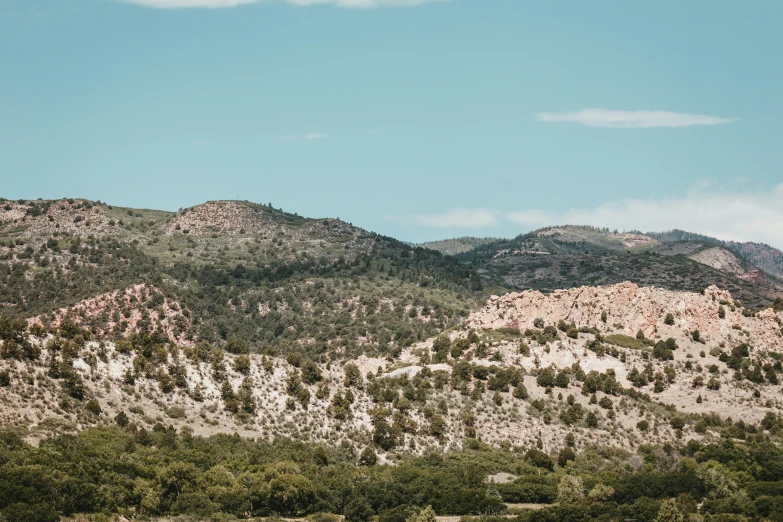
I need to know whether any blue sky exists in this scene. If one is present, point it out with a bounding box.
[1,0,782,246]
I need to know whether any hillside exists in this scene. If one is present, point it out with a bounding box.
[415,237,501,256]
[6,199,783,522]
[454,226,783,310]
[423,227,783,281]
[3,282,783,452]
[0,198,489,357]
[651,229,783,279]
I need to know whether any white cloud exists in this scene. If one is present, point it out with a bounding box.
[282,132,328,141]
[505,183,783,249]
[391,208,499,229]
[286,0,448,7]
[117,0,447,8]
[537,109,739,128]
[117,0,256,7]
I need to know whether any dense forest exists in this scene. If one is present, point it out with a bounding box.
[3,426,783,522]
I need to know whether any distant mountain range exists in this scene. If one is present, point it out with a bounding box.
[420,225,783,310]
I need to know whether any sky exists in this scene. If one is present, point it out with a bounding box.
[1,0,782,247]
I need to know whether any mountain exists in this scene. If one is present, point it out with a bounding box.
[451,226,783,310]
[5,201,783,521]
[0,198,488,357]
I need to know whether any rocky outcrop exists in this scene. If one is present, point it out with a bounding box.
[28,284,192,345]
[466,282,783,348]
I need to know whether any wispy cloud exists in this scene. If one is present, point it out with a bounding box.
[389,209,499,229]
[118,0,448,8]
[537,109,739,128]
[286,0,448,7]
[282,132,328,141]
[395,184,783,248]
[505,183,783,248]
[117,0,256,7]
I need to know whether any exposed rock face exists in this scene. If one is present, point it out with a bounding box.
[466,282,783,349]
[27,284,192,345]
[689,247,747,276]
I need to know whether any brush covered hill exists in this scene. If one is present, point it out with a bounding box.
[651,229,783,279]
[0,198,487,358]
[452,226,783,310]
[2,282,783,456]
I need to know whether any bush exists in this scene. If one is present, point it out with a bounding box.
[499,475,557,503]
[557,475,585,504]
[308,513,342,522]
[525,448,554,471]
[115,411,129,427]
[653,342,674,361]
[301,358,322,384]
[537,367,555,388]
[234,354,251,374]
[85,400,102,415]
[605,334,646,350]
[286,352,303,367]
[513,384,528,400]
[224,336,249,354]
[558,447,576,467]
[167,406,187,419]
[359,446,377,466]
[0,369,10,387]
[344,363,362,387]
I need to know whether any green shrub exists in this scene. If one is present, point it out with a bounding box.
[605,334,645,350]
